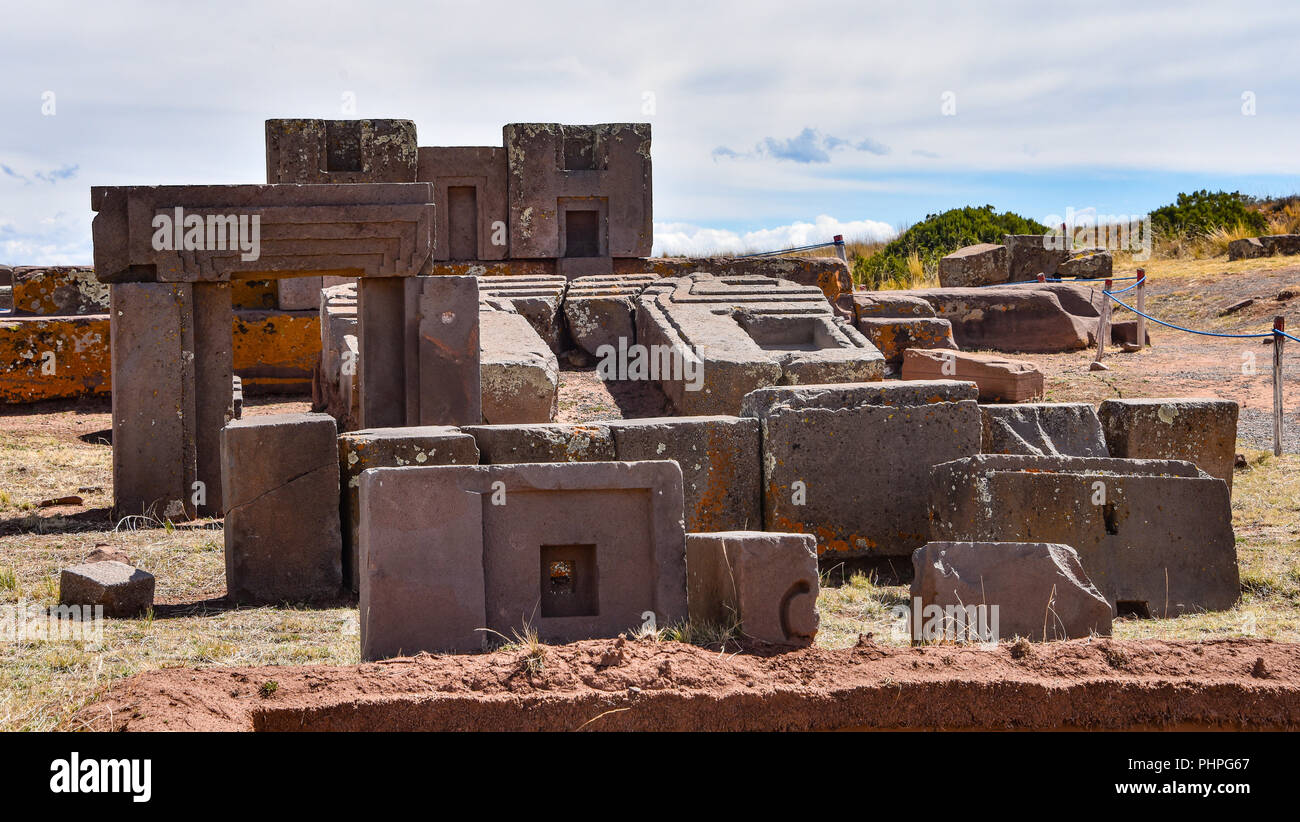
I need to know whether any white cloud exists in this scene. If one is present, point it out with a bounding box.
[653,215,896,256]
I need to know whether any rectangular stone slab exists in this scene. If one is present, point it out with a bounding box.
[901,348,1044,402]
[91,183,434,283]
[358,460,686,658]
[1098,398,1239,492]
[980,402,1108,457]
[928,454,1239,616]
[686,531,819,646]
[741,380,981,557]
[221,412,342,604]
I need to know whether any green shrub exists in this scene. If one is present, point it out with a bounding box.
[1150,190,1268,238]
[853,205,1046,289]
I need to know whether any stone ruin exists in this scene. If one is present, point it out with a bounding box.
[58,115,1247,659]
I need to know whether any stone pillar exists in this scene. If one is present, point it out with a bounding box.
[110,283,197,520]
[192,282,234,516]
[408,275,480,425]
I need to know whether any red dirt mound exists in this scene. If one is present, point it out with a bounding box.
[82,636,1300,731]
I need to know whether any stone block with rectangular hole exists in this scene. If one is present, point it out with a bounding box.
[221,412,342,604]
[928,454,1238,616]
[911,542,1112,641]
[358,460,686,658]
[686,532,819,646]
[418,146,508,261]
[338,426,479,593]
[1098,398,1239,492]
[741,380,981,558]
[980,402,1108,457]
[608,416,761,532]
[265,119,418,184]
[901,348,1044,402]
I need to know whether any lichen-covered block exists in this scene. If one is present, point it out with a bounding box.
[480,306,559,424]
[856,317,956,367]
[980,402,1108,457]
[0,315,110,403]
[10,266,108,315]
[608,416,761,532]
[221,412,342,604]
[929,454,1239,616]
[741,380,981,557]
[463,423,615,463]
[504,123,652,260]
[1004,234,1070,281]
[901,348,1044,402]
[359,460,686,658]
[563,274,657,356]
[59,561,155,618]
[627,256,851,303]
[938,243,1007,288]
[338,426,479,593]
[911,542,1111,641]
[231,309,321,395]
[477,274,567,352]
[686,531,819,646]
[1098,398,1239,491]
[266,119,418,184]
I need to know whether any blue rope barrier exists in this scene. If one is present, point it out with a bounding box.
[1103,290,1275,339]
[1277,329,1300,345]
[738,240,840,259]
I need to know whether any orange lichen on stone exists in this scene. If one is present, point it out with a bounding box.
[231,311,321,393]
[0,315,111,402]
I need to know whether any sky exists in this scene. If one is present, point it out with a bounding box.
[2,0,1299,264]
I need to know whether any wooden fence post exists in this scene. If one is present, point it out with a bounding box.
[833,235,847,263]
[1092,279,1113,367]
[1135,268,1147,348]
[1275,316,1287,457]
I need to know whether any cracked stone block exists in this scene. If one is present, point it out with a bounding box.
[338,426,479,593]
[59,560,155,618]
[686,531,819,646]
[608,415,760,532]
[359,460,685,658]
[929,454,1239,616]
[911,542,1112,641]
[901,348,1044,402]
[1098,398,1239,491]
[980,402,1108,457]
[741,380,981,558]
[221,412,342,604]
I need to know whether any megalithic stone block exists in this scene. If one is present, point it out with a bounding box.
[192,282,234,515]
[1098,398,1239,492]
[110,282,197,520]
[686,531,819,646]
[358,275,482,428]
[417,146,509,261]
[90,183,435,283]
[221,412,342,604]
[265,119,418,184]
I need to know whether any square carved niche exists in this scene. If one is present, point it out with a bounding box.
[540,544,598,618]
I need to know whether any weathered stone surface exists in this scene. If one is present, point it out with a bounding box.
[741,380,981,557]
[846,293,936,318]
[359,460,686,658]
[312,283,359,429]
[1005,234,1070,281]
[894,285,1094,353]
[59,560,155,618]
[265,119,418,184]
[338,426,479,593]
[10,267,107,315]
[637,274,883,415]
[938,243,1007,288]
[980,402,1108,457]
[608,416,761,532]
[480,305,559,424]
[929,454,1239,616]
[0,314,110,403]
[418,146,509,261]
[563,273,657,357]
[477,274,567,352]
[505,123,652,260]
[1057,249,1113,279]
[464,422,615,463]
[686,531,819,646]
[221,413,342,604]
[230,309,319,395]
[91,183,435,283]
[855,318,957,368]
[627,256,852,303]
[277,275,352,311]
[911,542,1112,641]
[1098,398,1239,491]
[901,348,1044,402]
[1228,238,1265,261]
[1261,234,1300,256]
